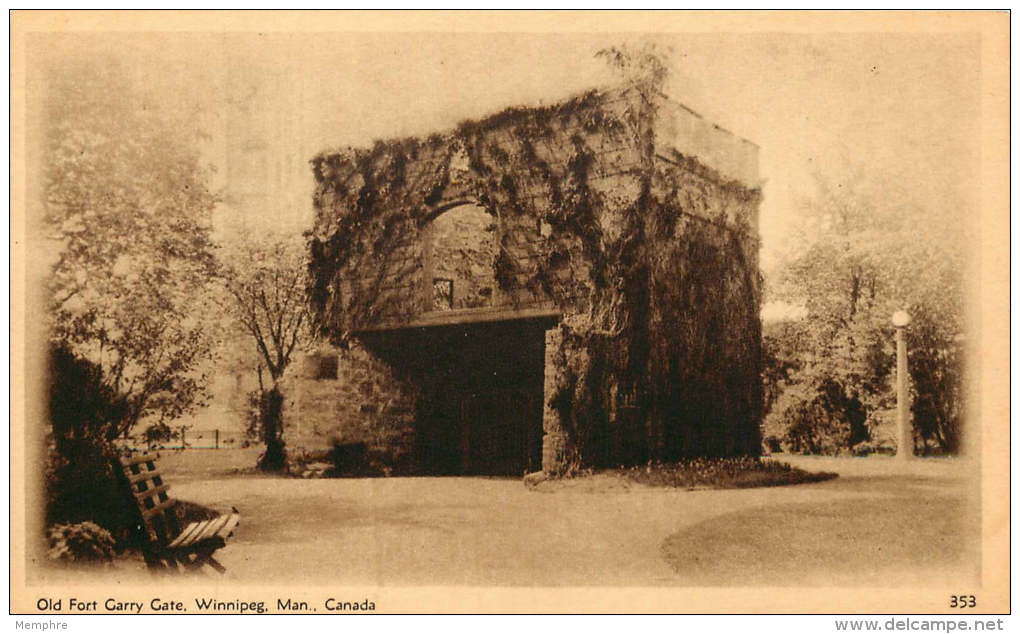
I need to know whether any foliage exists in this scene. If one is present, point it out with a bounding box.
[767,173,968,455]
[221,234,311,471]
[329,441,375,477]
[254,388,286,471]
[761,319,808,415]
[907,303,966,453]
[48,344,128,448]
[307,48,763,470]
[141,422,177,449]
[595,42,672,89]
[171,499,221,526]
[45,345,136,538]
[239,383,284,470]
[221,234,311,383]
[306,47,672,338]
[47,522,117,565]
[42,59,220,549]
[44,57,221,437]
[242,389,263,443]
[619,457,837,490]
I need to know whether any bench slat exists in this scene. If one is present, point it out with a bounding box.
[168,519,211,549]
[168,512,241,550]
[121,453,158,467]
[181,515,229,548]
[134,483,170,502]
[195,514,233,543]
[125,469,162,484]
[140,498,176,520]
[216,514,241,541]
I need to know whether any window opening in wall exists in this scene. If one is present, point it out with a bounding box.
[315,354,339,380]
[426,204,499,311]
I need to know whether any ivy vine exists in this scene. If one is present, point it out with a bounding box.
[308,79,763,471]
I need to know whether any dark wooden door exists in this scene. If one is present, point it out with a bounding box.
[411,319,547,476]
[459,388,541,476]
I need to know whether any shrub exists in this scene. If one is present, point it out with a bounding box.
[851,438,895,457]
[171,499,221,526]
[46,345,138,542]
[764,377,871,455]
[762,435,783,453]
[286,447,334,478]
[142,422,176,449]
[620,456,837,490]
[47,522,116,565]
[47,345,129,446]
[331,441,373,477]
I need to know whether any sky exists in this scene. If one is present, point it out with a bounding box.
[26,28,985,431]
[33,30,981,284]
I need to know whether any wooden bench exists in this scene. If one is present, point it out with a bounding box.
[114,452,240,574]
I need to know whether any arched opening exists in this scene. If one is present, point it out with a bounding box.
[337,203,547,475]
[424,203,499,312]
[347,200,556,476]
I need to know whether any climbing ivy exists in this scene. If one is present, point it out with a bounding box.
[308,79,763,471]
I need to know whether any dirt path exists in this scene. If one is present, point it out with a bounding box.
[162,456,977,586]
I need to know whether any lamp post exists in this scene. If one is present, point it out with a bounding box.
[891,310,912,460]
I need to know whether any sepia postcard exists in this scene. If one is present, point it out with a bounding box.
[9,10,1011,617]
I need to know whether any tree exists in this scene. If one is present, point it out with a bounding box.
[220,233,311,471]
[767,171,968,455]
[45,344,135,535]
[44,57,221,441]
[595,42,672,89]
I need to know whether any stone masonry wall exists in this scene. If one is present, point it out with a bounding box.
[429,203,499,310]
[308,88,647,333]
[305,86,763,473]
[284,342,418,473]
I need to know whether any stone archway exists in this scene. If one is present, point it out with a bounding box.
[356,201,551,476]
[422,202,500,312]
[305,86,765,475]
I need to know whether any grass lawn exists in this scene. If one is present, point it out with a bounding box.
[153,447,264,481]
[660,465,978,586]
[31,450,977,587]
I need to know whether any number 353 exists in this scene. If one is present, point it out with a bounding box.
[950,595,976,608]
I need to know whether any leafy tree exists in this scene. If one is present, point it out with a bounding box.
[595,42,672,89]
[45,344,135,537]
[760,319,808,451]
[44,57,221,440]
[220,233,311,471]
[762,319,808,414]
[141,422,177,450]
[39,57,222,540]
[767,172,967,455]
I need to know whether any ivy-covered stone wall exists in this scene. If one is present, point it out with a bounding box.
[305,83,763,473]
[428,203,499,310]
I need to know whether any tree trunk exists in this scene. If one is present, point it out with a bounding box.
[256,385,287,472]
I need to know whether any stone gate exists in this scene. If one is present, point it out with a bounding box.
[290,84,764,475]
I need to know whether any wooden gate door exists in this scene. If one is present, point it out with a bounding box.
[459,387,541,476]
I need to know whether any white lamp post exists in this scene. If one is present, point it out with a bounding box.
[891,310,912,460]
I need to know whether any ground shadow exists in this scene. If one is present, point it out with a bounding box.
[661,492,978,586]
